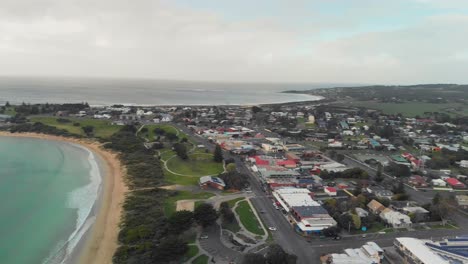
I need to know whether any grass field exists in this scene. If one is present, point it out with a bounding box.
[166,153,224,177]
[164,168,200,185]
[140,124,180,141]
[30,116,120,138]
[192,254,209,264]
[235,201,265,236]
[343,101,468,117]
[227,197,245,208]
[182,245,199,262]
[164,191,215,216]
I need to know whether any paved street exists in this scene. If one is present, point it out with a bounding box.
[173,123,468,263]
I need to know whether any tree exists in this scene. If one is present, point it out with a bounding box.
[265,244,297,264]
[375,164,384,182]
[165,132,178,141]
[152,236,188,262]
[194,203,218,227]
[336,153,345,162]
[82,125,94,136]
[213,144,223,163]
[218,171,249,190]
[432,193,441,205]
[219,202,235,224]
[226,163,237,172]
[154,127,165,135]
[5,101,10,107]
[168,210,194,234]
[173,143,188,160]
[351,213,361,230]
[251,106,263,114]
[392,181,406,195]
[242,253,266,264]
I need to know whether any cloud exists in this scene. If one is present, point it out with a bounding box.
[0,0,467,84]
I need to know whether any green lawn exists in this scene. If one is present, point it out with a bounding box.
[235,201,265,236]
[351,222,385,234]
[4,107,16,116]
[29,116,120,138]
[164,168,200,186]
[182,245,199,262]
[344,101,468,117]
[140,124,180,141]
[192,254,209,264]
[227,197,245,208]
[163,191,215,216]
[166,153,224,177]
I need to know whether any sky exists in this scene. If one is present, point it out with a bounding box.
[1,0,468,84]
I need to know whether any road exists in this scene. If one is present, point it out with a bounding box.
[172,123,468,263]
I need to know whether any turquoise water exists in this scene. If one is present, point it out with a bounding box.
[0,137,101,264]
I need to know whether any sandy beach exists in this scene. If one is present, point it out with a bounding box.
[0,132,127,264]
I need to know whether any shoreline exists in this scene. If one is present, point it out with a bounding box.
[0,132,127,264]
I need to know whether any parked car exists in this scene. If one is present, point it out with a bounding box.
[268,227,277,231]
[200,234,209,239]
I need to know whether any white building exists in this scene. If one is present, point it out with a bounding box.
[330,242,384,264]
[380,209,412,228]
[394,237,449,264]
[431,179,447,187]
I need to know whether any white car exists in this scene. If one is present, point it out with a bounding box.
[200,234,208,239]
[268,227,277,231]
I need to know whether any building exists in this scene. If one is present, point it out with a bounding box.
[324,187,337,196]
[432,179,447,187]
[425,236,468,263]
[394,237,450,264]
[366,186,394,200]
[367,200,385,215]
[456,195,468,209]
[272,188,336,234]
[446,178,466,189]
[409,175,428,187]
[199,176,226,190]
[380,208,412,228]
[327,242,384,264]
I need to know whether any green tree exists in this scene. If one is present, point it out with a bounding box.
[168,210,194,234]
[351,213,361,230]
[375,163,384,182]
[265,244,297,264]
[82,125,94,136]
[226,163,237,172]
[5,101,10,107]
[194,203,218,227]
[219,202,235,224]
[152,236,188,262]
[173,143,188,160]
[242,253,266,264]
[213,144,224,163]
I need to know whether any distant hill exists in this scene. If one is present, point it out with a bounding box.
[284,84,468,102]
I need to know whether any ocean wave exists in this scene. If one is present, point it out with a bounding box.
[43,144,102,264]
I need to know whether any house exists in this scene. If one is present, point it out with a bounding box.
[456,195,468,209]
[324,187,337,196]
[380,208,412,228]
[199,176,226,190]
[431,178,447,187]
[366,186,394,200]
[367,200,385,215]
[401,207,429,222]
[446,178,466,189]
[461,160,468,168]
[355,208,369,218]
[408,175,428,187]
[328,241,384,264]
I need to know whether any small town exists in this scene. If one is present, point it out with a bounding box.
[1,93,467,264]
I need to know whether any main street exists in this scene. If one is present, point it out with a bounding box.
[172,123,468,263]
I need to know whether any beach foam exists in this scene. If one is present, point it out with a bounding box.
[43,144,102,264]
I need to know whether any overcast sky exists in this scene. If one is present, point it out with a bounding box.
[1,0,468,84]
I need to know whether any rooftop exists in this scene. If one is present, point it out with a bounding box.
[396,237,449,264]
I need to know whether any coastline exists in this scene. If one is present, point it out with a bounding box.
[0,132,127,264]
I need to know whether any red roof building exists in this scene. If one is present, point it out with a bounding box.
[446,178,466,189]
[409,175,428,187]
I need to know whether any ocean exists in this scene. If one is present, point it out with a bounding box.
[0,77,341,106]
[0,137,102,264]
